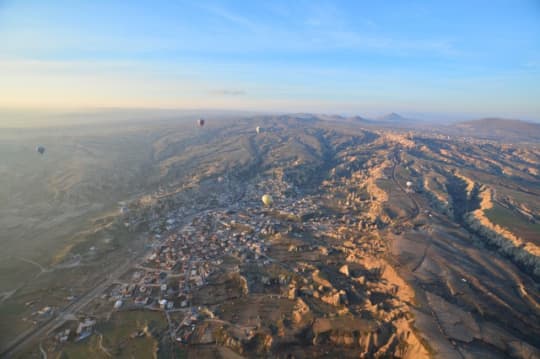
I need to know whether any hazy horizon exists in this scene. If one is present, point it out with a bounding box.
[2,106,540,130]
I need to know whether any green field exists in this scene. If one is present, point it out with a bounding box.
[59,310,167,359]
[485,203,540,245]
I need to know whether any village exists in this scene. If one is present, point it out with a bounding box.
[105,177,321,341]
[43,165,388,349]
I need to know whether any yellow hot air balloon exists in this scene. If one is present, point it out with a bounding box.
[261,194,273,206]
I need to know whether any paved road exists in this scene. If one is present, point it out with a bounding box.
[0,257,135,358]
[0,194,247,358]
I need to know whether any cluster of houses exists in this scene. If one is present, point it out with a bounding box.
[54,173,391,347]
[109,174,341,312]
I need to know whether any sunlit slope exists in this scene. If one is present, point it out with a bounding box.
[406,138,540,274]
[1,114,539,357]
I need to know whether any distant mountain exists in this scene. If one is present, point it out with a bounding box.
[349,115,373,123]
[452,118,540,141]
[375,112,412,122]
[321,115,374,126]
[321,112,427,130]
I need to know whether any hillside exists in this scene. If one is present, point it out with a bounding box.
[452,118,540,141]
[1,113,539,358]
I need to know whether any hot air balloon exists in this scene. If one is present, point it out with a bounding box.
[198,118,205,127]
[261,194,273,206]
[256,126,261,134]
[406,181,413,188]
[36,145,45,155]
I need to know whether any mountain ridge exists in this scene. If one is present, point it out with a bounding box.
[452,117,540,140]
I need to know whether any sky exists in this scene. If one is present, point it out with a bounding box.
[1,0,539,120]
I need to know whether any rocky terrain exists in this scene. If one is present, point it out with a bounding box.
[1,114,539,358]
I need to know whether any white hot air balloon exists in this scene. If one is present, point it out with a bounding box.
[256,126,261,134]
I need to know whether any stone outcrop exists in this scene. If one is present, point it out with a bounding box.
[464,185,540,277]
[339,264,350,277]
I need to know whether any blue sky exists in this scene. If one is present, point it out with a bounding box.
[1,0,539,119]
